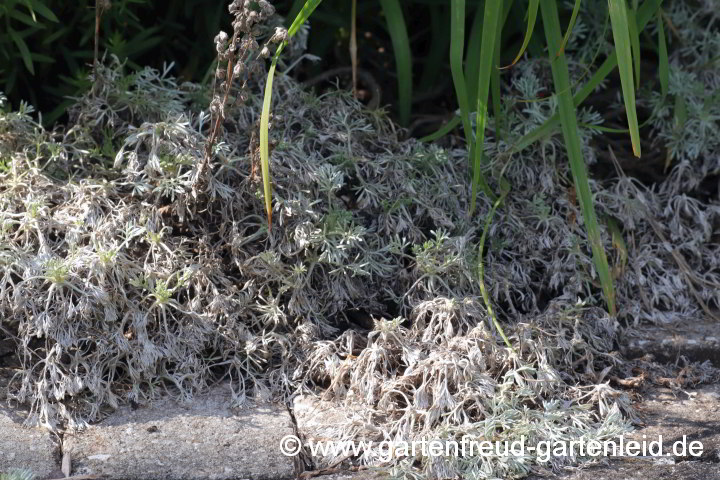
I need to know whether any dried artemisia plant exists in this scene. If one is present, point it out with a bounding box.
[197,0,287,194]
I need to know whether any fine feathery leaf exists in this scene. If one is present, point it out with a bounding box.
[608,0,641,157]
[379,0,412,126]
[540,0,616,316]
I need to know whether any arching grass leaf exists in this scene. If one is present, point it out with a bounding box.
[557,0,582,56]
[261,0,323,227]
[503,0,539,68]
[608,0,641,157]
[540,0,616,316]
[470,0,503,215]
[379,0,412,126]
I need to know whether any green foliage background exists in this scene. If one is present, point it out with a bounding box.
[1,0,230,123]
[0,0,516,124]
[0,0,649,128]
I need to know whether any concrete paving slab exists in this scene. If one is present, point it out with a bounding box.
[63,385,295,480]
[0,407,58,478]
[623,320,720,366]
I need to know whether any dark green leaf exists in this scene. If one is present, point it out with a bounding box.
[9,28,34,74]
[657,8,668,98]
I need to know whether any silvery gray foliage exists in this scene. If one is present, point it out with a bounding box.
[1,61,637,477]
[644,1,720,195]
[1,2,719,477]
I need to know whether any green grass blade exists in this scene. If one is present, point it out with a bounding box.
[261,0,324,227]
[465,2,485,109]
[557,0,582,56]
[657,8,668,98]
[665,93,686,171]
[608,0,641,157]
[604,215,628,279]
[286,0,307,27]
[627,5,641,89]
[379,0,412,126]
[540,0,616,316]
[512,0,662,154]
[491,25,503,142]
[504,0,539,68]
[478,179,514,350]
[449,0,495,201]
[491,1,513,142]
[450,0,473,143]
[418,115,462,143]
[26,0,59,22]
[579,123,630,133]
[674,93,687,128]
[418,5,450,94]
[260,52,281,227]
[288,0,323,36]
[9,29,34,74]
[470,0,503,215]
[351,0,357,94]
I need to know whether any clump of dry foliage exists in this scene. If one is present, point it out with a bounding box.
[1,1,719,478]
